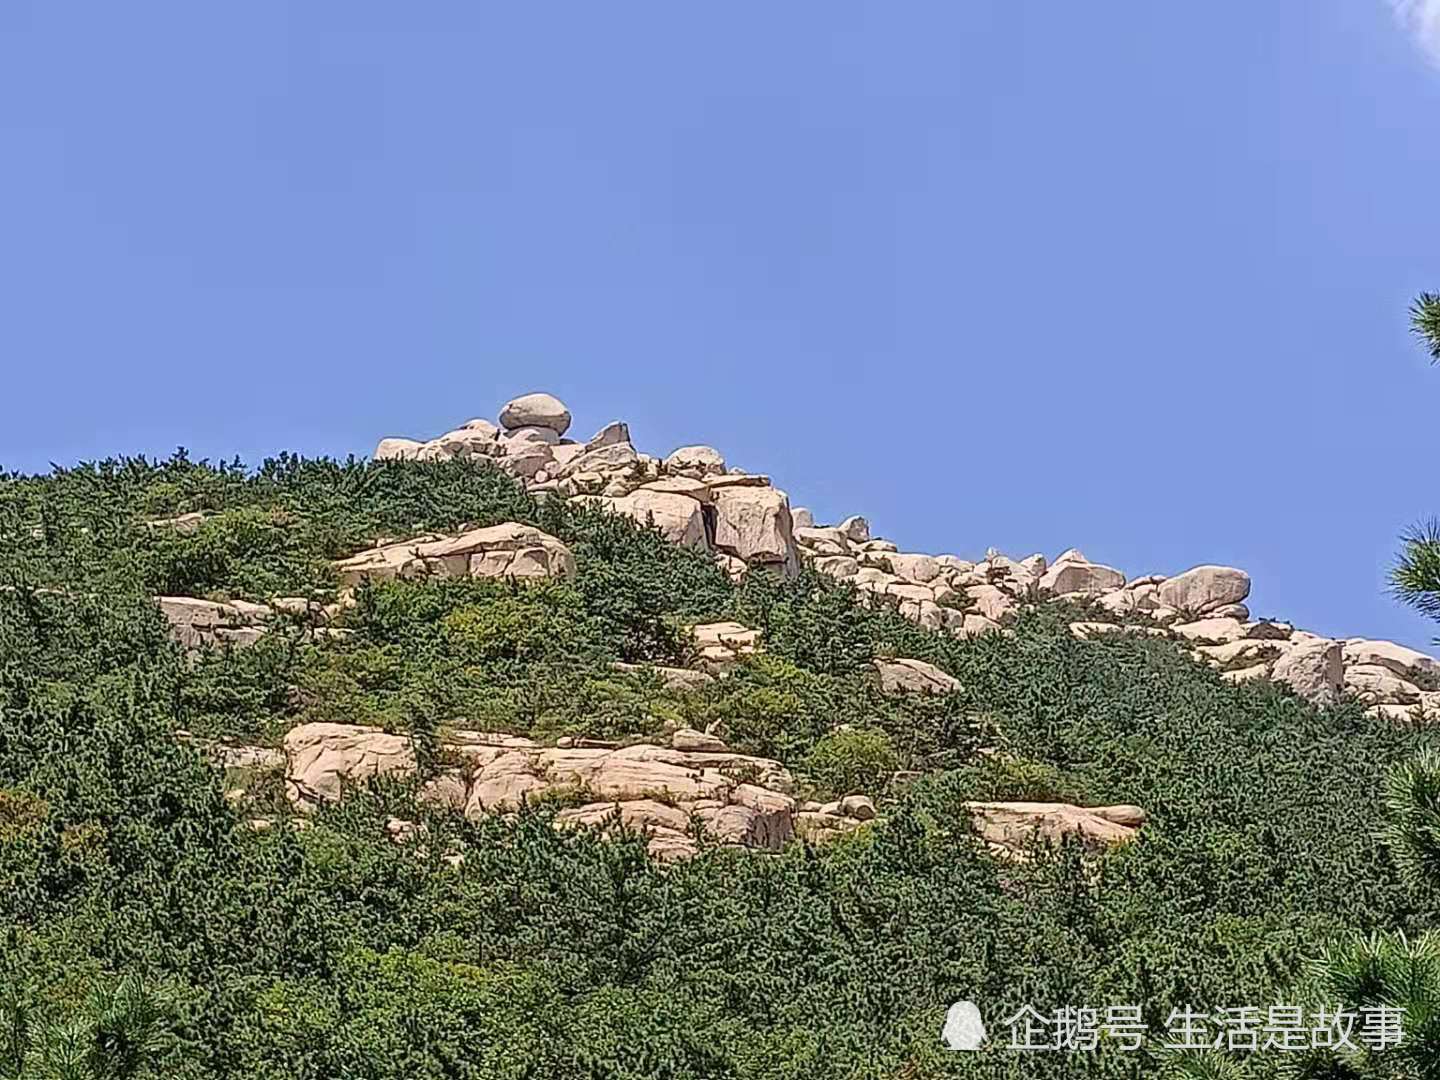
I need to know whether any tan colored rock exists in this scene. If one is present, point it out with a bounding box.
[375,437,426,461]
[1368,703,1424,724]
[956,613,1002,638]
[157,596,266,649]
[1196,639,1285,667]
[1270,638,1343,705]
[495,437,555,480]
[671,728,728,753]
[664,445,726,478]
[883,581,937,604]
[499,392,571,435]
[813,555,860,579]
[711,486,797,574]
[1343,639,1440,682]
[432,426,501,458]
[334,523,574,588]
[283,723,417,806]
[790,507,815,529]
[966,584,1017,622]
[874,657,961,695]
[692,621,761,669]
[1039,557,1125,596]
[838,515,871,543]
[599,489,707,549]
[1172,617,1247,643]
[1345,664,1423,705]
[795,526,853,550]
[967,801,1145,857]
[881,553,939,584]
[586,421,630,449]
[705,473,772,490]
[840,794,877,821]
[1207,603,1250,621]
[1157,566,1251,616]
[465,750,551,812]
[555,442,641,481]
[639,476,713,504]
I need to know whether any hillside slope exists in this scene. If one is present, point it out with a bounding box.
[0,396,1436,1078]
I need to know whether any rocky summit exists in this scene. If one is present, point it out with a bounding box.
[376,391,1440,723]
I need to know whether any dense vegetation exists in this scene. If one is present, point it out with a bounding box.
[2,446,1438,1078]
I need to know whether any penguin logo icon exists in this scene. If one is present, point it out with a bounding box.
[942,1000,987,1051]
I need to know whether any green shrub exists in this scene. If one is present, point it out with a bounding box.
[801,728,900,797]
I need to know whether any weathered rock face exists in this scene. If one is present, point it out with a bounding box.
[279,722,812,862]
[1157,565,1251,616]
[711,486,797,574]
[1038,553,1126,596]
[334,524,575,588]
[284,722,418,806]
[874,657,962,696]
[157,597,269,649]
[664,445,726,479]
[590,489,708,549]
[966,801,1146,859]
[1343,639,1440,682]
[1270,638,1344,706]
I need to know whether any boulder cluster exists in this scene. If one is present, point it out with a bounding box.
[377,392,796,578]
[373,391,1440,718]
[233,718,1134,864]
[276,721,876,862]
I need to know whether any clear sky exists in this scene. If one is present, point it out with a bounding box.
[3,3,1439,649]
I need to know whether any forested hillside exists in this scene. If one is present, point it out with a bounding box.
[1,446,1436,1079]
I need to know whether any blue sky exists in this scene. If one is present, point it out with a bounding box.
[3,3,1439,649]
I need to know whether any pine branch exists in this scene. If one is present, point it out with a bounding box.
[1391,520,1440,625]
[1413,292,1440,363]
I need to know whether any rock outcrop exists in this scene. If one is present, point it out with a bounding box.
[966,801,1146,859]
[371,391,1440,722]
[873,657,962,696]
[375,397,803,579]
[334,523,574,588]
[279,721,831,862]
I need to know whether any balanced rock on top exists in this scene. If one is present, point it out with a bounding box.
[499,393,572,437]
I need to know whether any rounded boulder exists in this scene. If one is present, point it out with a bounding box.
[499,392,572,436]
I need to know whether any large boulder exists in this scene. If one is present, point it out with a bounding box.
[374,437,425,461]
[157,597,267,649]
[1270,638,1343,705]
[499,393,572,436]
[1038,555,1125,596]
[874,657,961,695]
[284,723,416,806]
[334,524,575,587]
[1157,566,1251,616]
[1345,664,1423,706]
[711,486,797,574]
[595,489,708,549]
[664,445,726,478]
[1343,639,1440,682]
